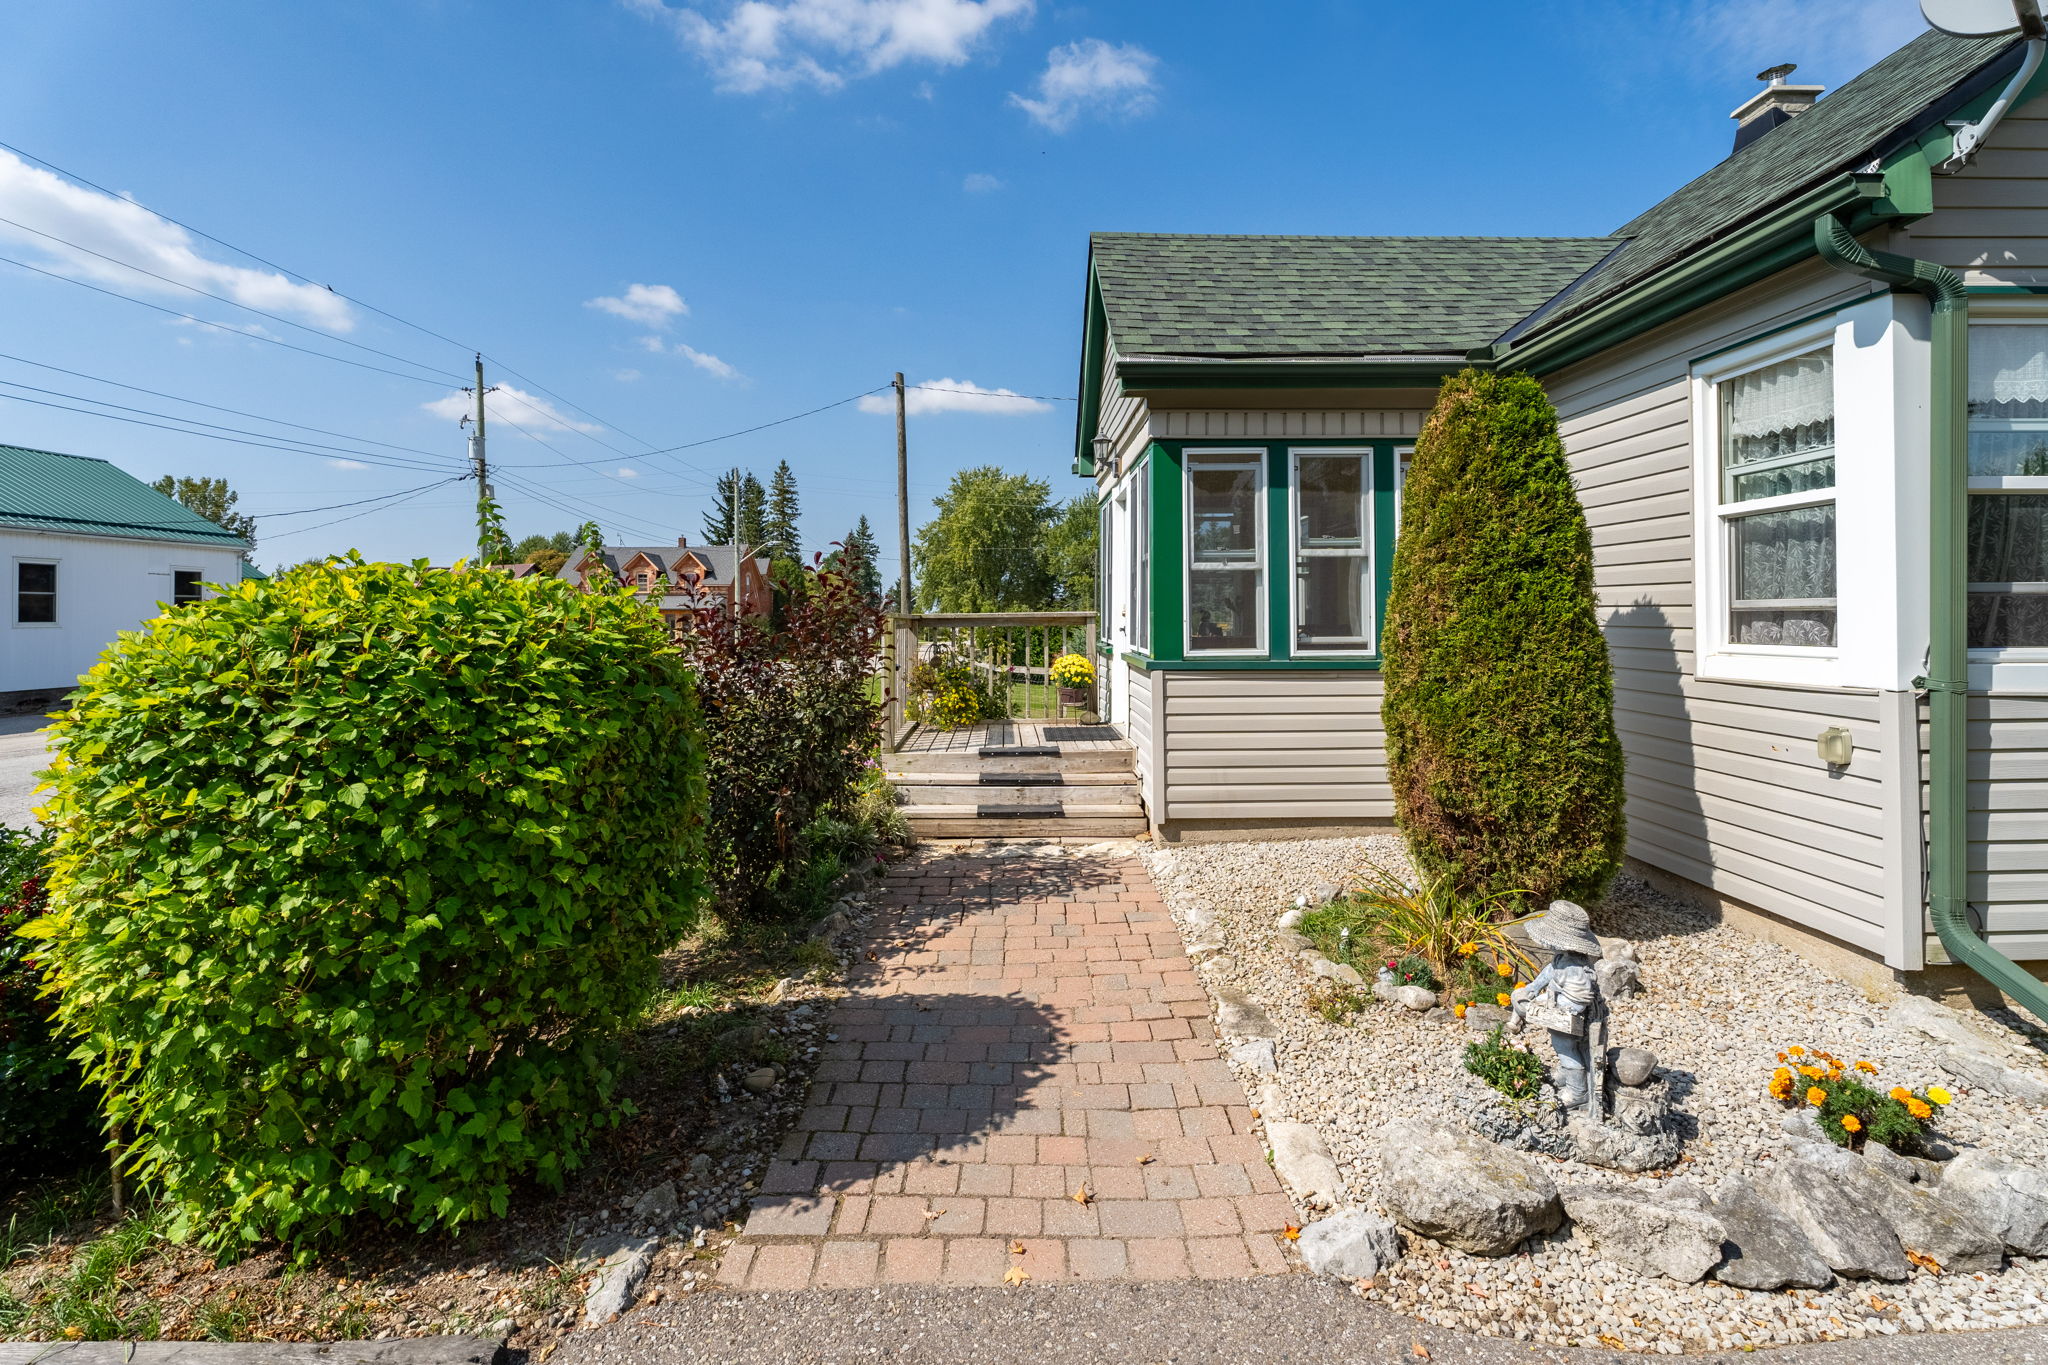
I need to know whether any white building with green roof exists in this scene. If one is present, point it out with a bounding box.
[2,444,248,705]
[1080,27,2048,1000]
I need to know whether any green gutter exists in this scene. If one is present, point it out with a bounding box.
[1814,214,2048,1017]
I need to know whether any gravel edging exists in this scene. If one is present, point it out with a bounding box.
[1144,834,2048,1354]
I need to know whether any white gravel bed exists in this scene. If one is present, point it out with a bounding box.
[1144,834,2048,1353]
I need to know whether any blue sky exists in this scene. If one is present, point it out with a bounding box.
[0,0,1930,575]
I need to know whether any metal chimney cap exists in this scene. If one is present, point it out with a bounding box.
[1757,62,1799,84]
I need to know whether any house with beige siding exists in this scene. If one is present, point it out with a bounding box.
[1077,28,2048,999]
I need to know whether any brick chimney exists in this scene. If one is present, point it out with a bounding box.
[1731,64,1824,153]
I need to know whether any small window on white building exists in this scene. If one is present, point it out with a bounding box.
[1185,452,1263,654]
[1967,321,2048,650]
[1291,449,1371,653]
[172,570,204,606]
[16,562,55,624]
[1129,468,1150,652]
[1717,348,1837,649]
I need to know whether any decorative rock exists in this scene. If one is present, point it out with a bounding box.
[1183,902,1220,936]
[1889,994,2025,1061]
[1462,1003,1509,1033]
[1936,1045,2048,1105]
[1566,1113,1682,1171]
[1200,953,1240,977]
[629,1180,678,1221]
[686,1153,713,1177]
[1296,1208,1403,1279]
[1597,937,1641,963]
[1393,985,1437,1011]
[809,911,849,943]
[1563,1187,1726,1283]
[1695,1175,1835,1291]
[1861,1141,1926,1185]
[1379,1118,1564,1256]
[1310,881,1342,905]
[1275,908,1305,931]
[1310,956,1365,986]
[1607,1074,1672,1137]
[1779,1109,1827,1147]
[1610,1046,1658,1088]
[1799,1141,2004,1274]
[1275,932,1316,953]
[581,1234,659,1325]
[1594,956,1643,1000]
[766,976,795,1004]
[1214,988,1279,1040]
[1229,1038,1278,1075]
[1762,1154,1910,1281]
[741,1067,778,1095]
[1939,1149,2048,1256]
[1185,941,1228,963]
[1268,1121,1347,1209]
[716,1022,770,1054]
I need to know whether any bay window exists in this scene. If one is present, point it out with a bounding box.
[1291,449,1372,653]
[1717,347,1838,649]
[1967,321,2048,650]
[1185,451,1263,653]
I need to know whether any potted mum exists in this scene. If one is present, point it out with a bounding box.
[1051,652,1095,709]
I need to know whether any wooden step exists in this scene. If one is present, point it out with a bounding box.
[893,779,1136,806]
[888,748,1135,775]
[980,744,1060,759]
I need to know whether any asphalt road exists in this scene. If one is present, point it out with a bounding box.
[0,712,53,830]
[550,1278,2048,1365]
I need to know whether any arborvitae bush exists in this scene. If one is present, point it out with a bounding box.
[1383,368,1625,904]
[27,559,706,1247]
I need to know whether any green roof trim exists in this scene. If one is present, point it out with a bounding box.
[0,445,249,548]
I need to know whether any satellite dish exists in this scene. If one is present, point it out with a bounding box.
[1921,0,2037,35]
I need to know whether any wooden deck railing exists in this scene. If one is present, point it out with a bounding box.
[881,611,1098,751]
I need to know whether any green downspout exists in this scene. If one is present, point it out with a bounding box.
[1814,214,2048,1016]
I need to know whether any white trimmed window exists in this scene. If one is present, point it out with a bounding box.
[1185,450,1264,654]
[1098,493,1114,633]
[1967,320,2048,653]
[1129,465,1150,652]
[1290,448,1372,654]
[15,561,55,624]
[1718,347,1838,649]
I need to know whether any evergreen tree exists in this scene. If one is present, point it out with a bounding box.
[763,459,802,561]
[822,514,884,606]
[1382,369,1626,904]
[151,475,256,556]
[736,472,768,550]
[703,469,742,544]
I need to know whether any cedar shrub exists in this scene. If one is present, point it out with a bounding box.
[1382,368,1625,904]
[26,558,707,1247]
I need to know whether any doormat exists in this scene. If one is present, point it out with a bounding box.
[1041,726,1110,742]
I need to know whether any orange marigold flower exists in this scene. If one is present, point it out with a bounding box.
[1453,1002,1469,1019]
[1496,992,1512,1008]
[1841,1114,1863,1133]
[1777,1051,1789,1063]
[1906,1097,1933,1121]
[1799,1065,1824,1079]
[1495,962,1514,978]
[1889,1086,1911,1103]
[1806,1086,1828,1107]
[1854,1061,1878,1074]
[1788,1046,1806,1057]
[1772,1067,1793,1081]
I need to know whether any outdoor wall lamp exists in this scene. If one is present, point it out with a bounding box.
[1092,436,1115,470]
[1816,726,1854,768]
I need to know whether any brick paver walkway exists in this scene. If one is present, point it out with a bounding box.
[722,851,1295,1289]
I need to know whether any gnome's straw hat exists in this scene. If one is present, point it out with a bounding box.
[1526,900,1602,956]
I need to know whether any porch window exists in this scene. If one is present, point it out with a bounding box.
[1967,321,2048,649]
[1129,468,1150,652]
[1098,496,1113,635]
[16,561,55,624]
[1185,452,1263,653]
[1291,449,1371,653]
[1716,348,1837,648]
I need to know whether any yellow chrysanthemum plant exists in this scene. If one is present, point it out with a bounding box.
[1050,653,1096,690]
[1767,1046,1952,1152]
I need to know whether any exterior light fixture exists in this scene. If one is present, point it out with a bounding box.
[1091,436,1115,469]
[1816,726,1854,767]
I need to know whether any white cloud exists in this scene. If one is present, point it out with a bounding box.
[1614,1,1923,88]
[421,383,604,436]
[626,0,1034,93]
[857,377,1050,417]
[329,458,368,470]
[0,150,354,331]
[636,334,668,353]
[1009,38,1157,132]
[677,343,741,380]
[962,172,1004,193]
[614,367,643,382]
[586,282,689,327]
[616,466,642,478]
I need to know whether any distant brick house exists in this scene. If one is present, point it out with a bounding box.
[558,540,771,629]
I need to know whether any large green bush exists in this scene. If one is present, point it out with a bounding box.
[26,559,707,1247]
[1383,369,1626,904]
[2,822,96,1183]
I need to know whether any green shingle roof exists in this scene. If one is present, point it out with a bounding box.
[1532,28,2021,334]
[0,444,248,547]
[1091,234,1621,358]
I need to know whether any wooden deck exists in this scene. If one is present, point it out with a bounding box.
[892,719,1133,756]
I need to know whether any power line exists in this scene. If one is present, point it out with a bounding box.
[259,478,464,519]
[0,215,466,384]
[909,384,1075,402]
[263,478,469,541]
[0,253,455,389]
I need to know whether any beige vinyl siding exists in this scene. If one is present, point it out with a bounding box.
[1158,670,1391,822]
[1547,257,1902,959]
[1916,696,2048,962]
[1126,660,1162,820]
[1897,88,2048,283]
[1099,335,1149,465]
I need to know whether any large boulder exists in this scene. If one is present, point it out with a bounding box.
[1796,1140,2003,1274]
[1940,1150,2048,1257]
[1762,1154,1910,1281]
[1697,1176,1835,1291]
[1267,1121,1346,1210]
[1566,1114,1681,1172]
[1563,1187,1724,1283]
[1296,1208,1403,1279]
[1379,1118,1564,1256]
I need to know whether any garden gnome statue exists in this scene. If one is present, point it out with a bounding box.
[1510,900,1607,1117]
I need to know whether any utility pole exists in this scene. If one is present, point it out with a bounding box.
[894,372,910,616]
[469,354,495,563]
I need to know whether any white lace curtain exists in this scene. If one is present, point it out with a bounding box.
[1970,325,2048,410]
[1726,350,1834,446]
